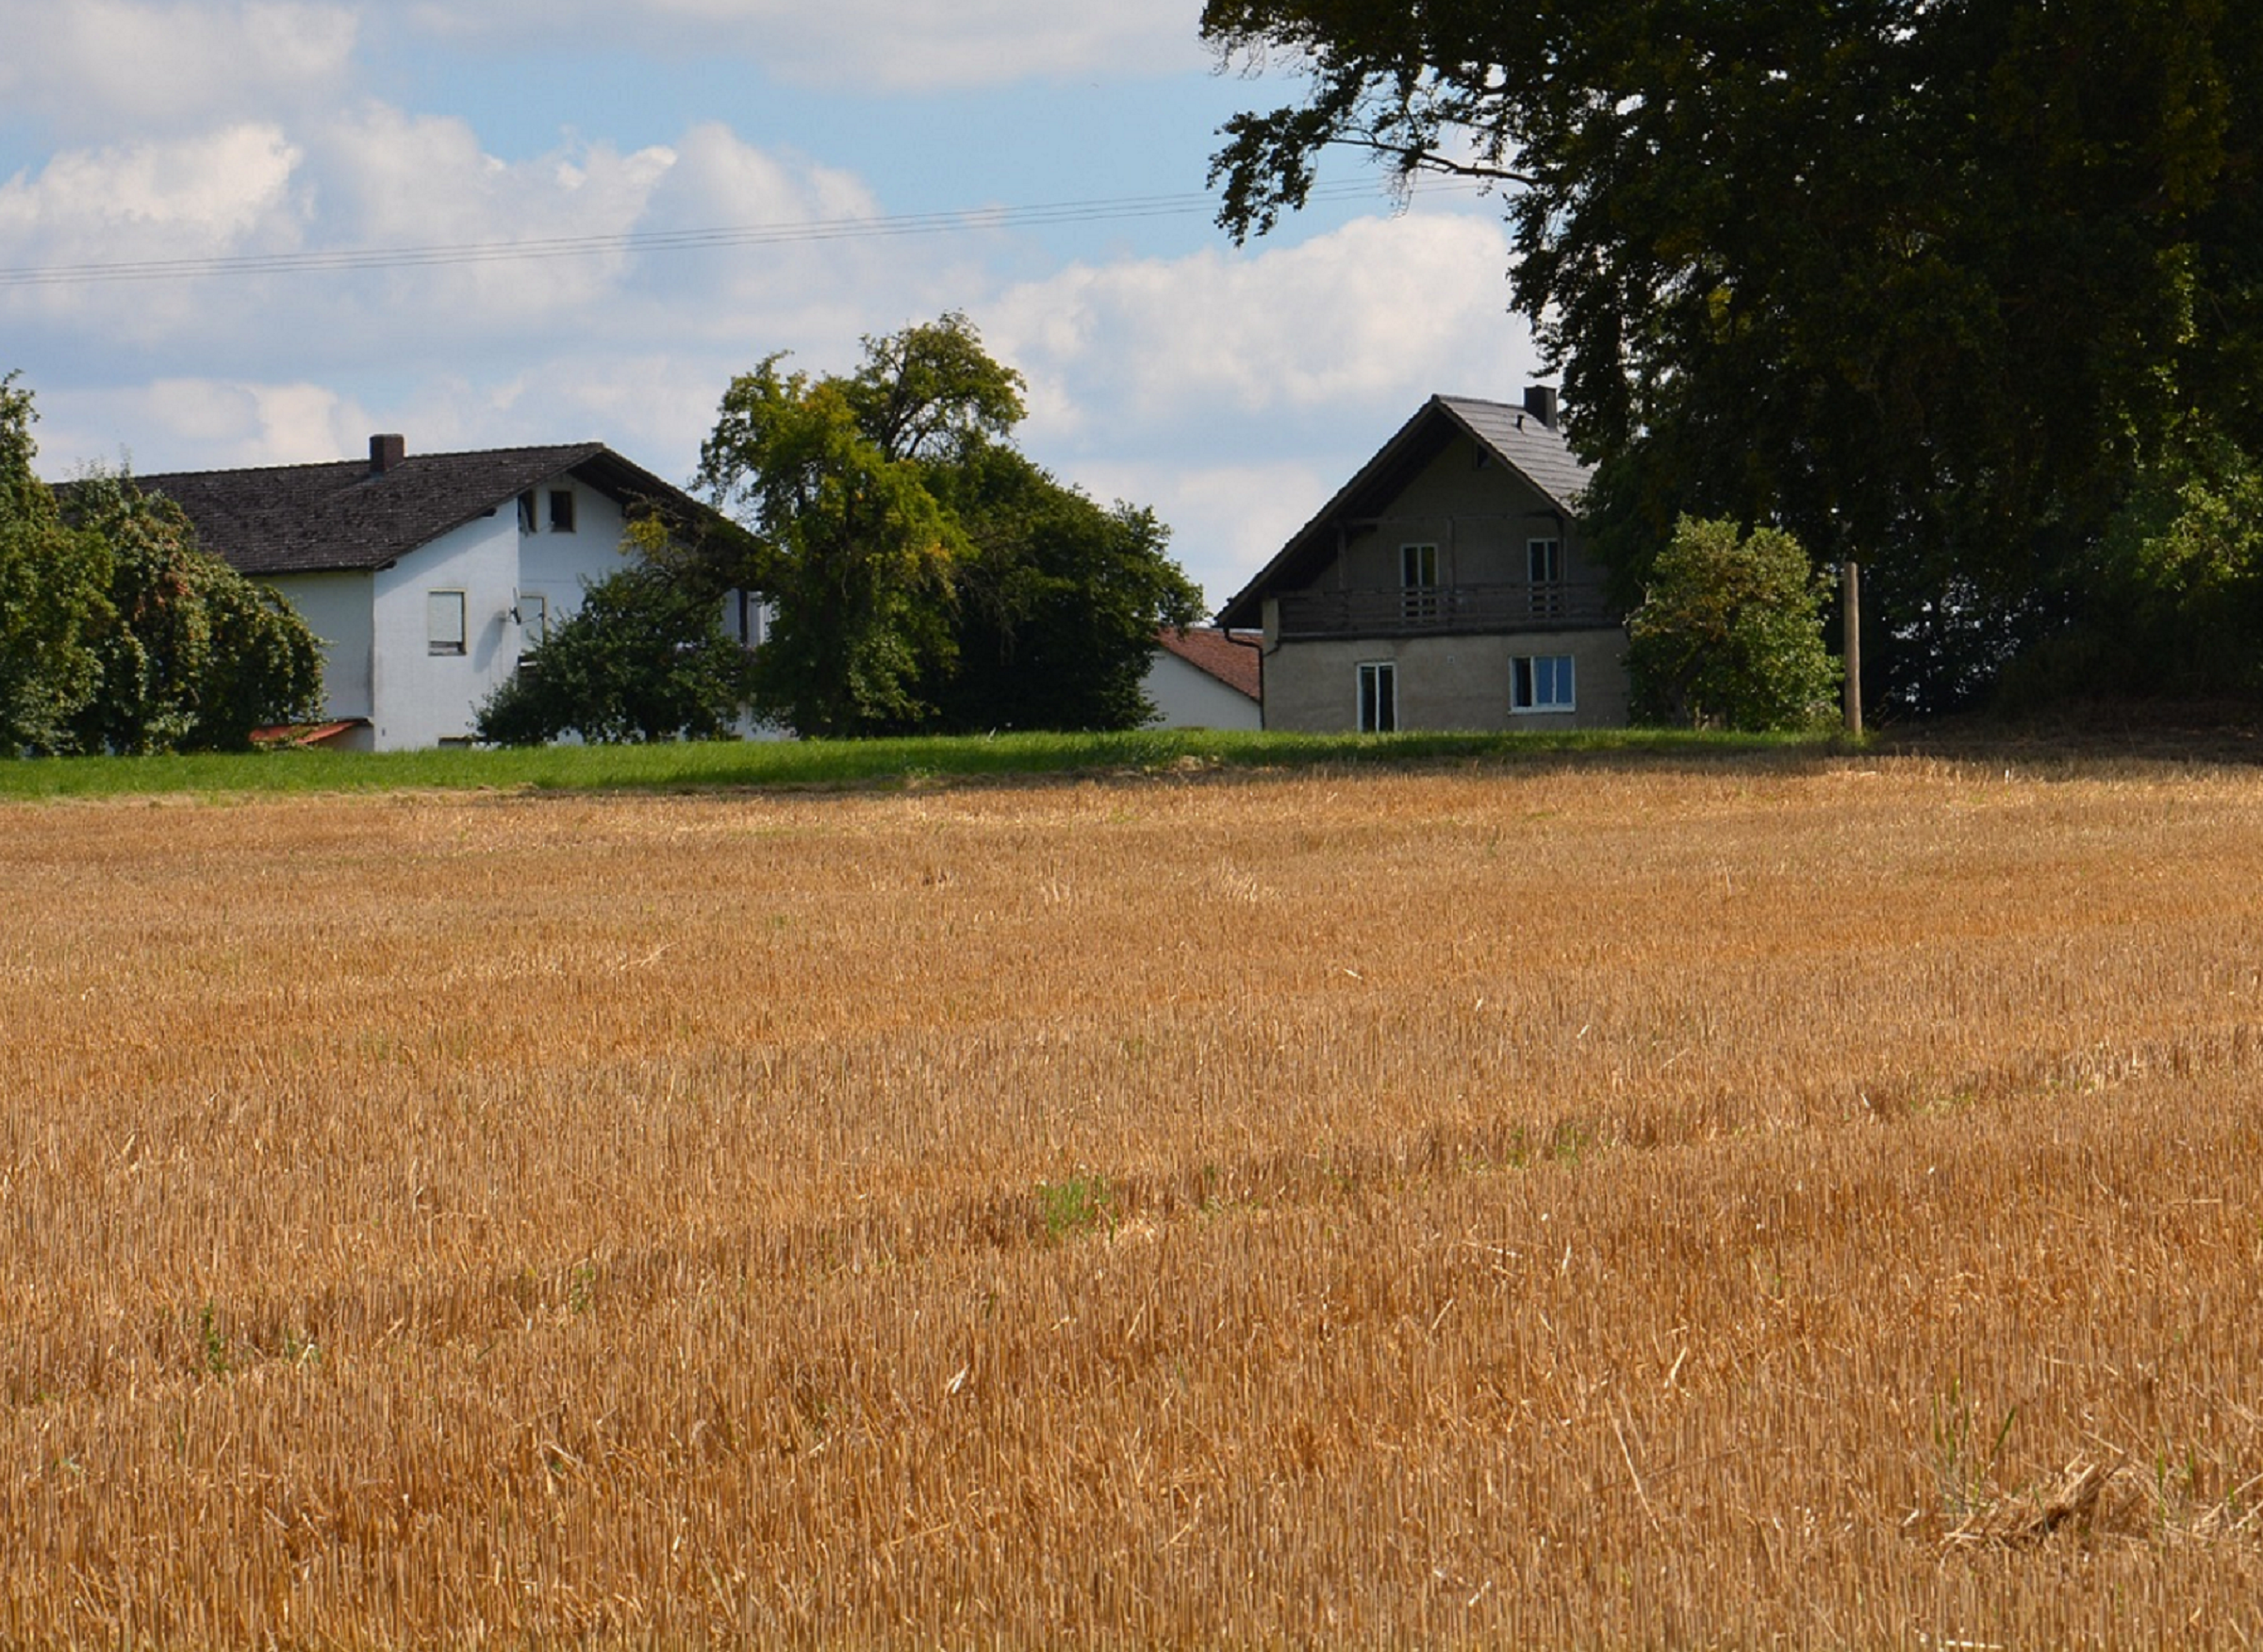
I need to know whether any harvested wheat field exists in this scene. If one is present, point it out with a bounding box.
[3,752,2262,1646]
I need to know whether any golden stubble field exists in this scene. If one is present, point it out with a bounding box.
[2,753,2261,1645]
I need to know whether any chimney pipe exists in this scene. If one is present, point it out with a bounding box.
[1521,386,1560,429]
[370,434,406,474]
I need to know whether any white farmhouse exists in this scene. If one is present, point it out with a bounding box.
[135,436,750,752]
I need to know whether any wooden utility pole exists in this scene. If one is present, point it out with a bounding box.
[1842,560,1863,737]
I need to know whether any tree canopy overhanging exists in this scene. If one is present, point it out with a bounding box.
[1205,0,2263,711]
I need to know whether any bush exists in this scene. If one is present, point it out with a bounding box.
[477,564,756,745]
[1627,516,1841,731]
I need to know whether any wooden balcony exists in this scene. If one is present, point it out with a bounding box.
[1273,582,1620,639]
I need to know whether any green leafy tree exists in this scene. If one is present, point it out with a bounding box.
[63,471,324,753]
[1203,0,2263,710]
[1626,517,1840,731]
[693,313,1202,736]
[2005,421,2263,703]
[930,445,1203,732]
[475,563,756,745]
[0,373,110,754]
[694,314,1022,737]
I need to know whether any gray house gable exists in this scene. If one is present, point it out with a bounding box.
[1216,391,1595,630]
[1219,389,1630,733]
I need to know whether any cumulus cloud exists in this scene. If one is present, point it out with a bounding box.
[0,0,355,138]
[399,0,1198,91]
[0,103,955,377]
[5,101,999,477]
[989,214,1531,438]
[1063,458,1339,608]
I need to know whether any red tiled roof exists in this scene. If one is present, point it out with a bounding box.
[1155,627,1262,700]
[250,719,365,748]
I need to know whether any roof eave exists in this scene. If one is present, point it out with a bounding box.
[1214,396,1460,628]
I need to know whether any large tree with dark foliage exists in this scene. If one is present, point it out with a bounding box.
[930,445,1200,733]
[64,471,324,753]
[1205,0,2263,711]
[4,373,322,754]
[691,314,1201,736]
[0,373,109,754]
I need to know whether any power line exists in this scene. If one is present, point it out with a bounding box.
[0,177,1481,289]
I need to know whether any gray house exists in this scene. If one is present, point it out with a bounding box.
[1216,389,1626,732]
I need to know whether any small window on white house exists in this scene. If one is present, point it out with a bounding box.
[1511,653,1576,713]
[518,592,548,650]
[426,590,467,656]
[518,491,537,534]
[1358,660,1397,733]
[549,489,576,533]
[1528,537,1564,618]
[1400,542,1440,621]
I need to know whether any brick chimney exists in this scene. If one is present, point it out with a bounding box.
[1521,386,1560,429]
[369,434,406,474]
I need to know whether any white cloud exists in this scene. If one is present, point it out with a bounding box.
[0,0,356,138]
[399,0,1198,91]
[0,105,953,382]
[0,124,300,254]
[31,377,371,473]
[1063,458,1334,609]
[989,214,1531,439]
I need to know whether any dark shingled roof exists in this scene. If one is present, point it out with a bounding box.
[123,442,723,576]
[1215,393,1594,629]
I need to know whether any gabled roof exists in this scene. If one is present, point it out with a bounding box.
[122,441,724,576]
[1153,627,1262,701]
[1215,394,1594,629]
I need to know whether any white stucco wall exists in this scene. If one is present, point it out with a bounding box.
[516,481,637,638]
[350,481,653,751]
[370,509,525,749]
[1143,652,1262,730]
[265,570,375,725]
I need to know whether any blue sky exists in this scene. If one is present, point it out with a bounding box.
[0,0,1543,608]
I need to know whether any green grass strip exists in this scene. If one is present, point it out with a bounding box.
[0,726,1838,802]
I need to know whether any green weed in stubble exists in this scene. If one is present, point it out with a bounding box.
[1037,1174,1115,1242]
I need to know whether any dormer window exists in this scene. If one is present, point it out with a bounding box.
[549,489,576,533]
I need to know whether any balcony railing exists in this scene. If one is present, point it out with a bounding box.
[1274,582,1619,639]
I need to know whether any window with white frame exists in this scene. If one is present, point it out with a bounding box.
[1511,653,1575,712]
[426,589,467,656]
[1400,542,1440,621]
[548,488,576,533]
[517,491,537,535]
[1357,660,1397,732]
[722,588,767,650]
[1528,537,1564,617]
[517,592,548,651]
